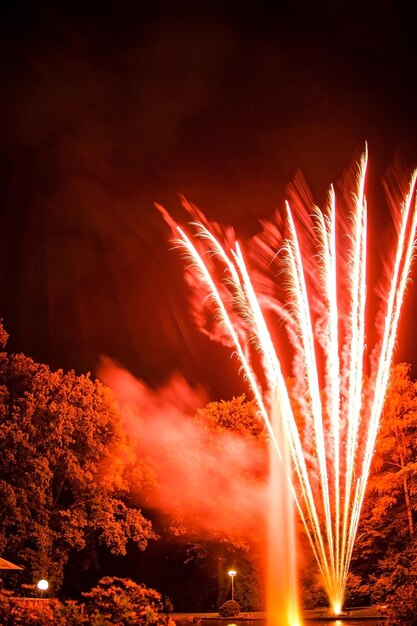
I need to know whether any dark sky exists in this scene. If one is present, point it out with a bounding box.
[1,0,417,399]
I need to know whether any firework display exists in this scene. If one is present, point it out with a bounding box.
[159,149,417,621]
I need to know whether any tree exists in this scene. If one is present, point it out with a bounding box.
[194,395,265,438]
[0,325,155,591]
[0,322,8,349]
[370,362,417,537]
[349,363,417,605]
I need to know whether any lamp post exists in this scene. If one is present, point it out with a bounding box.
[228,570,237,601]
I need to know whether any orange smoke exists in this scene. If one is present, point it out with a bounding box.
[99,357,269,543]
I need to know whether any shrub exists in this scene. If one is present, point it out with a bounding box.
[0,594,68,625]
[219,599,240,617]
[383,584,417,626]
[82,576,173,626]
[0,579,172,626]
[163,596,174,614]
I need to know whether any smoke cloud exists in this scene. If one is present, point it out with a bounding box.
[99,358,269,544]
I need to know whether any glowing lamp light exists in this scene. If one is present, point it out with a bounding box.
[228,570,237,601]
[37,579,49,591]
[333,602,342,616]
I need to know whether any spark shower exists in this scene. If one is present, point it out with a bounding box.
[159,148,417,625]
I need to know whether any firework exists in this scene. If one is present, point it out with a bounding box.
[158,148,417,623]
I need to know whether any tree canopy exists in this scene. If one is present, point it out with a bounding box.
[0,323,154,590]
[348,363,417,613]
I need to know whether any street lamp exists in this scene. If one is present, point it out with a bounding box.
[228,570,237,601]
[37,579,49,598]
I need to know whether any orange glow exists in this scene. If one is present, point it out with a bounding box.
[99,363,271,542]
[332,602,342,616]
[158,148,417,620]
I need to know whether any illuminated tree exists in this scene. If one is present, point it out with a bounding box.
[194,395,265,438]
[368,363,417,539]
[0,325,154,590]
[0,322,8,349]
[349,363,417,607]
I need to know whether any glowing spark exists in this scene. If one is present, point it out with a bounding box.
[158,150,417,618]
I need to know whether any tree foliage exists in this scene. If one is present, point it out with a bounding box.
[0,322,8,349]
[349,363,417,609]
[194,395,265,438]
[0,323,154,590]
[82,576,173,626]
[368,362,417,538]
[0,579,173,626]
[0,594,66,625]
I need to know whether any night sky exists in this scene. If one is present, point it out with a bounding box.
[1,0,417,400]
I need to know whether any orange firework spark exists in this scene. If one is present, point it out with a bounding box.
[158,147,417,619]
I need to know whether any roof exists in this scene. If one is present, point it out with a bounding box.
[0,557,23,570]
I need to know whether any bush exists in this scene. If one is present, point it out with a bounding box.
[0,579,173,626]
[82,577,174,626]
[218,600,240,617]
[0,594,68,625]
[383,584,417,626]
[163,596,174,614]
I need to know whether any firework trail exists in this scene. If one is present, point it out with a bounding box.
[158,148,417,615]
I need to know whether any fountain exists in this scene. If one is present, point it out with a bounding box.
[158,147,417,625]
